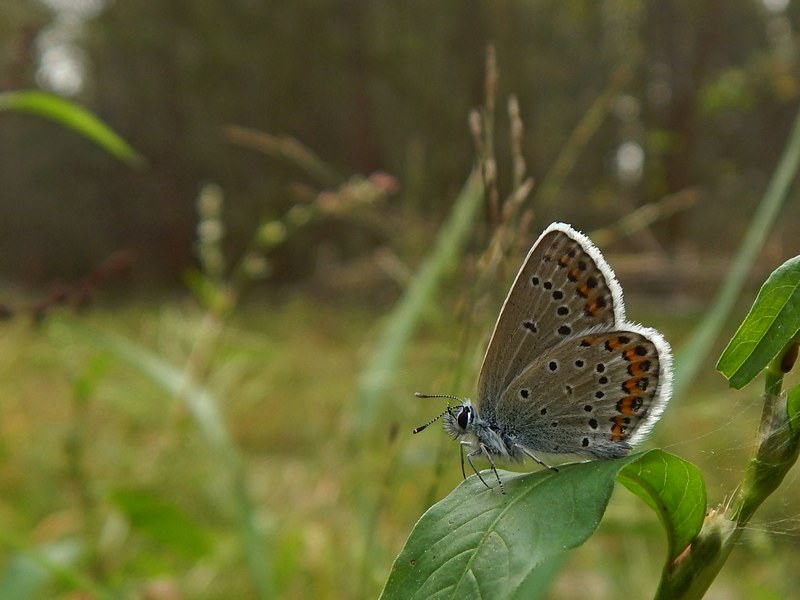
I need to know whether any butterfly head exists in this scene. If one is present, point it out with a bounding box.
[413,393,475,439]
[442,402,475,439]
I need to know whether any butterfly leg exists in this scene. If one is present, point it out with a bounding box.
[461,442,506,494]
[458,441,467,480]
[478,444,506,495]
[460,441,501,492]
[460,441,489,488]
[514,444,559,472]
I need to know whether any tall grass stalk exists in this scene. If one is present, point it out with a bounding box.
[672,102,800,398]
[352,172,485,436]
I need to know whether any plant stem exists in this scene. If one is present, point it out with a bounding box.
[656,352,800,599]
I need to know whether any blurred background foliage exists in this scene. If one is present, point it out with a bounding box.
[2,1,800,599]
[1,0,798,288]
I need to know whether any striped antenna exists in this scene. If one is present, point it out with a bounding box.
[412,392,464,433]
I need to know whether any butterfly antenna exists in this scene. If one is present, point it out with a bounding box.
[412,408,449,434]
[414,392,464,401]
[412,392,465,434]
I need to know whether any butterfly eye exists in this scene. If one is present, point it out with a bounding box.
[456,406,471,430]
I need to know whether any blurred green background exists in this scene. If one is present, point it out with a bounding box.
[2,1,800,599]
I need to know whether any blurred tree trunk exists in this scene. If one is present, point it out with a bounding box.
[648,0,724,246]
[342,0,381,173]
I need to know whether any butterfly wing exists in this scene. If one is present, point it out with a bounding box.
[476,223,627,423]
[494,326,673,457]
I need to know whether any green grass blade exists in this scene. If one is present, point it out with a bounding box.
[673,103,800,398]
[353,172,484,434]
[716,256,800,388]
[0,90,145,167]
[87,327,231,452]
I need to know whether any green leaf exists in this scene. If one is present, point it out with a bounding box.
[110,488,212,559]
[716,255,800,388]
[618,450,706,562]
[0,89,145,167]
[380,450,705,600]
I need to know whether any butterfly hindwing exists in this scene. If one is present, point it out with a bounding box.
[493,327,671,457]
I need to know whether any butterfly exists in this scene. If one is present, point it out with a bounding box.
[414,223,673,493]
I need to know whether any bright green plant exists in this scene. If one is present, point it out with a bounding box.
[0,89,144,167]
[380,253,799,599]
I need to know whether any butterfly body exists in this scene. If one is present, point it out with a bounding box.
[443,401,525,462]
[416,223,673,491]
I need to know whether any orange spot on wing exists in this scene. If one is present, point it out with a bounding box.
[622,377,649,394]
[627,360,648,376]
[616,395,644,415]
[610,416,629,441]
[623,345,649,362]
[584,300,603,317]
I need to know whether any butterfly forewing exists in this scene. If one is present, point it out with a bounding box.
[494,328,669,457]
[476,224,626,422]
